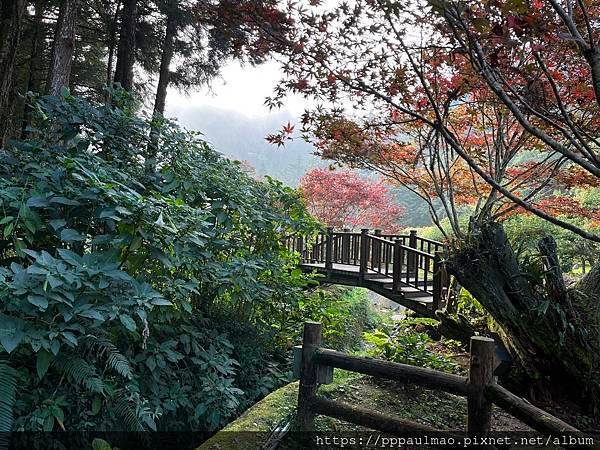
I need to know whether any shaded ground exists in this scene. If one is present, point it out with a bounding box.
[310,371,531,433]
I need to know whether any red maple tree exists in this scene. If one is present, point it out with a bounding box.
[299,168,405,232]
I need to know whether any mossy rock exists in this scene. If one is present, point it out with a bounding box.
[198,381,299,450]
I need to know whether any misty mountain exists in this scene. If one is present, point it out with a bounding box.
[168,105,324,186]
[167,104,434,226]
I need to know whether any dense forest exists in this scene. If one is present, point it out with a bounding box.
[1,0,600,448]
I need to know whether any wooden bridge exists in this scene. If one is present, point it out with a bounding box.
[286,228,449,318]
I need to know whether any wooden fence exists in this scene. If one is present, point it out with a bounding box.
[296,322,579,438]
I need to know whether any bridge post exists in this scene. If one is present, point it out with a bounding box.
[374,229,382,272]
[407,229,417,275]
[393,239,402,292]
[296,236,304,258]
[432,251,444,310]
[342,228,350,264]
[325,227,334,270]
[359,228,369,280]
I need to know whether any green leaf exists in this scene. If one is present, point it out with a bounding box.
[3,222,14,238]
[50,339,60,356]
[79,309,104,321]
[57,248,82,266]
[146,357,156,371]
[50,197,81,206]
[0,361,17,432]
[43,415,54,432]
[28,294,49,310]
[49,219,67,230]
[47,275,63,289]
[26,196,50,208]
[150,298,172,306]
[119,314,136,331]
[0,329,24,353]
[60,229,85,242]
[36,350,53,380]
[115,206,132,216]
[91,439,112,450]
[91,398,102,416]
[62,331,78,346]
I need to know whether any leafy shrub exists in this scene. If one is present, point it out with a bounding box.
[363,319,459,373]
[0,90,318,432]
[279,287,382,351]
[455,289,485,318]
[502,212,600,274]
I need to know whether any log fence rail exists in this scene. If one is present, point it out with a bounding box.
[296,322,580,439]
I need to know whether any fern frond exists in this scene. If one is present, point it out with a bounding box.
[82,336,134,380]
[113,396,144,432]
[0,360,17,433]
[55,356,105,394]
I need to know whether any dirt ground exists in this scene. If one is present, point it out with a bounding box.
[311,374,532,433]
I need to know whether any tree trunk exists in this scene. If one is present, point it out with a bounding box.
[113,0,137,91]
[152,11,177,117]
[46,0,79,96]
[106,0,122,87]
[446,223,599,410]
[21,0,45,138]
[0,0,27,143]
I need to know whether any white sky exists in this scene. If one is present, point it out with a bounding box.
[165,60,306,119]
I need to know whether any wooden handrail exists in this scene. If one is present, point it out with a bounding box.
[367,233,395,244]
[417,236,446,246]
[314,348,469,396]
[485,383,579,433]
[398,243,435,258]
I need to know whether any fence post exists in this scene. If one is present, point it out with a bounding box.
[296,236,304,259]
[297,321,322,430]
[408,230,417,274]
[393,239,402,292]
[467,336,495,436]
[342,228,350,263]
[325,227,334,270]
[432,251,444,310]
[359,228,369,280]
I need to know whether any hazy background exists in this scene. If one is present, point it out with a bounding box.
[165,61,322,186]
[164,60,432,225]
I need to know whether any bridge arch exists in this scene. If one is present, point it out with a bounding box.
[287,228,449,318]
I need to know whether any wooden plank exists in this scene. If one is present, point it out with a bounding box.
[486,383,579,433]
[314,349,469,396]
[311,396,463,439]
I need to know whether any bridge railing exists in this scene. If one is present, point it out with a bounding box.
[285,228,449,310]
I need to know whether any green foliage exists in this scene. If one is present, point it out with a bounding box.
[279,287,382,351]
[416,204,600,276]
[0,360,17,433]
[456,289,485,317]
[0,91,319,432]
[363,319,459,373]
[503,211,600,274]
